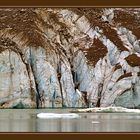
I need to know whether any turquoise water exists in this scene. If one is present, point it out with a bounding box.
[0,109,140,132]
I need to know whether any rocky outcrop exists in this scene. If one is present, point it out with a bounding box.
[0,8,140,108]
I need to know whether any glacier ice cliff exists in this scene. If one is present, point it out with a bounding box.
[0,8,140,108]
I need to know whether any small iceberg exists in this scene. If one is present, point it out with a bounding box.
[91,121,100,124]
[37,113,80,119]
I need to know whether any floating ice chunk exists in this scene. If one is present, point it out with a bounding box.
[72,106,140,113]
[37,113,80,119]
[61,113,80,119]
[37,113,61,119]
[91,121,100,124]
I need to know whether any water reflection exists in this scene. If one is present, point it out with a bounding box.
[0,109,140,132]
[36,118,78,132]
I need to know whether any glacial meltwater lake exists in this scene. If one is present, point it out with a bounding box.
[0,109,140,132]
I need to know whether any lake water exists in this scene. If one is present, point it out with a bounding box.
[0,109,140,132]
